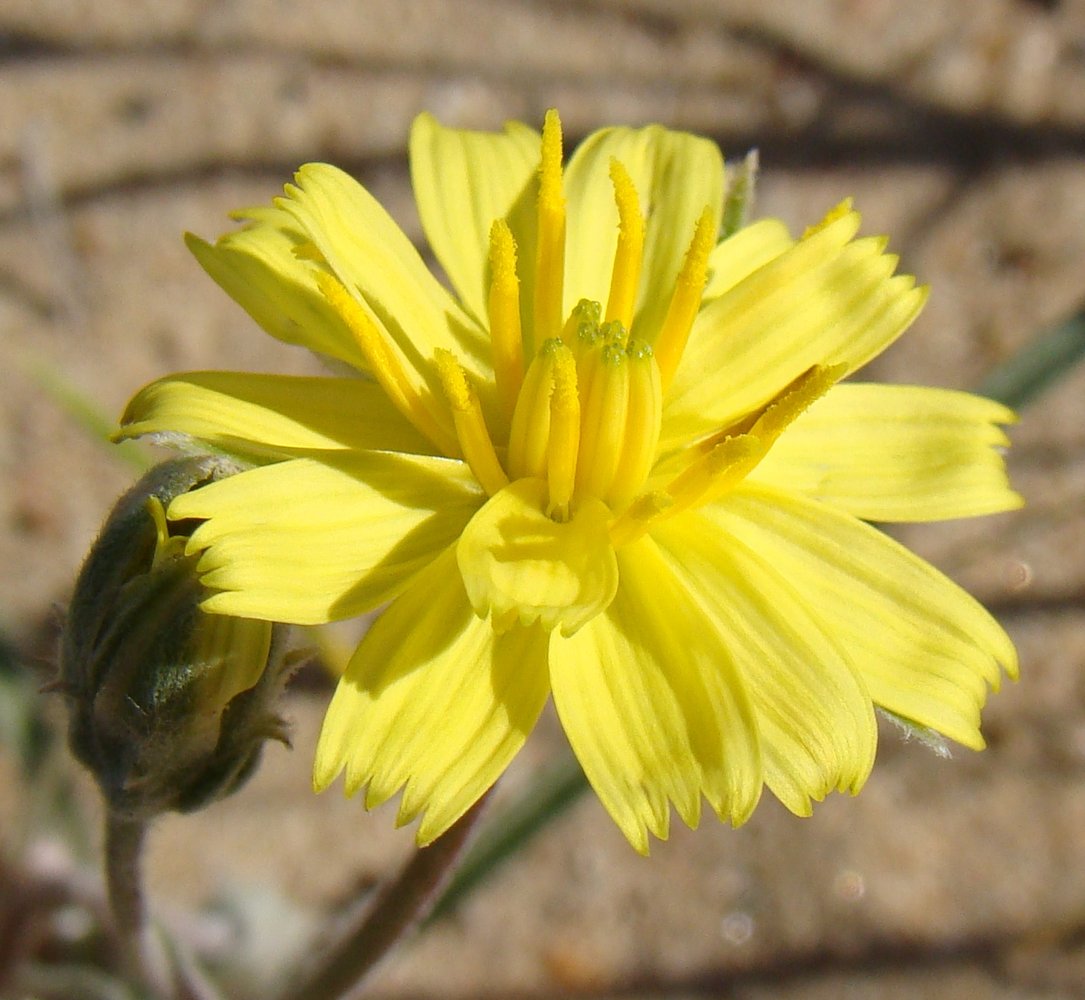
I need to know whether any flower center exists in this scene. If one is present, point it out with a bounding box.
[502,311,662,520]
[437,110,715,527]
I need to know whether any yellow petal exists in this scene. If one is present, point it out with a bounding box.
[456,479,618,636]
[563,125,724,344]
[186,209,368,372]
[704,483,1017,749]
[169,453,484,624]
[549,537,761,854]
[191,613,274,710]
[701,217,794,302]
[409,113,542,325]
[314,547,550,844]
[278,164,493,403]
[663,208,927,448]
[652,513,876,816]
[750,383,1023,521]
[118,371,434,461]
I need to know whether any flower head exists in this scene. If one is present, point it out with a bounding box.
[119,110,1021,852]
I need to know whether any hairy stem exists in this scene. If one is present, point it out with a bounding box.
[104,812,173,997]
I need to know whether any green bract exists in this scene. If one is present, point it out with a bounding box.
[61,457,291,818]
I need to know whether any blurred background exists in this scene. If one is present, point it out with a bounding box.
[3,1,1085,997]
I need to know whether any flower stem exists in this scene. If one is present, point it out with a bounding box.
[280,792,492,1000]
[104,812,173,997]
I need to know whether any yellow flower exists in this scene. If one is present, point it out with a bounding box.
[119,110,1021,853]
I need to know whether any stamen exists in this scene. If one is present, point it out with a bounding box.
[604,159,645,331]
[145,496,183,567]
[546,344,580,521]
[608,490,673,549]
[693,363,847,458]
[533,110,566,349]
[606,340,661,510]
[318,273,459,456]
[575,341,629,502]
[664,434,763,516]
[434,349,509,497]
[507,340,559,480]
[488,220,524,423]
[654,207,716,391]
[661,363,845,513]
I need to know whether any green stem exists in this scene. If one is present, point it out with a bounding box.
[280,792,492,1000]
[978,311,1085,408]
[104,814,224,1000]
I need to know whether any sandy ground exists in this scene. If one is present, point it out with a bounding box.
[4,2,1085,997]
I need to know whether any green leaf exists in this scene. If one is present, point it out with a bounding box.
[428,747,588,921]
[31,359,151,470]
[978,311,1085,409]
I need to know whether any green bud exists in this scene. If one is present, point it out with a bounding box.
[59,457,292,819]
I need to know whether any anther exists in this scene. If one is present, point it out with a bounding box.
[507,340,561,480]
[606,341,661,510]
[575,341,630,502]
[608,490,673,548]
[546,344,580,521]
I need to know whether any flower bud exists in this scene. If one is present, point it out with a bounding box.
[59,457,292,818]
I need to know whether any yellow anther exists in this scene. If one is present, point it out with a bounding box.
[507,341,558,480]
[658,363,844,515]
[533,109,566,349]
[604,159,645,331]
[488,219,524,424]
[575,342,629,502]
[608,490,673,549]
[435,349,509,497]
[664,434,763,516]
[654,207,716,391]
[606,341,661,510]
[318,273,458,456]
[546,344,580,521]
